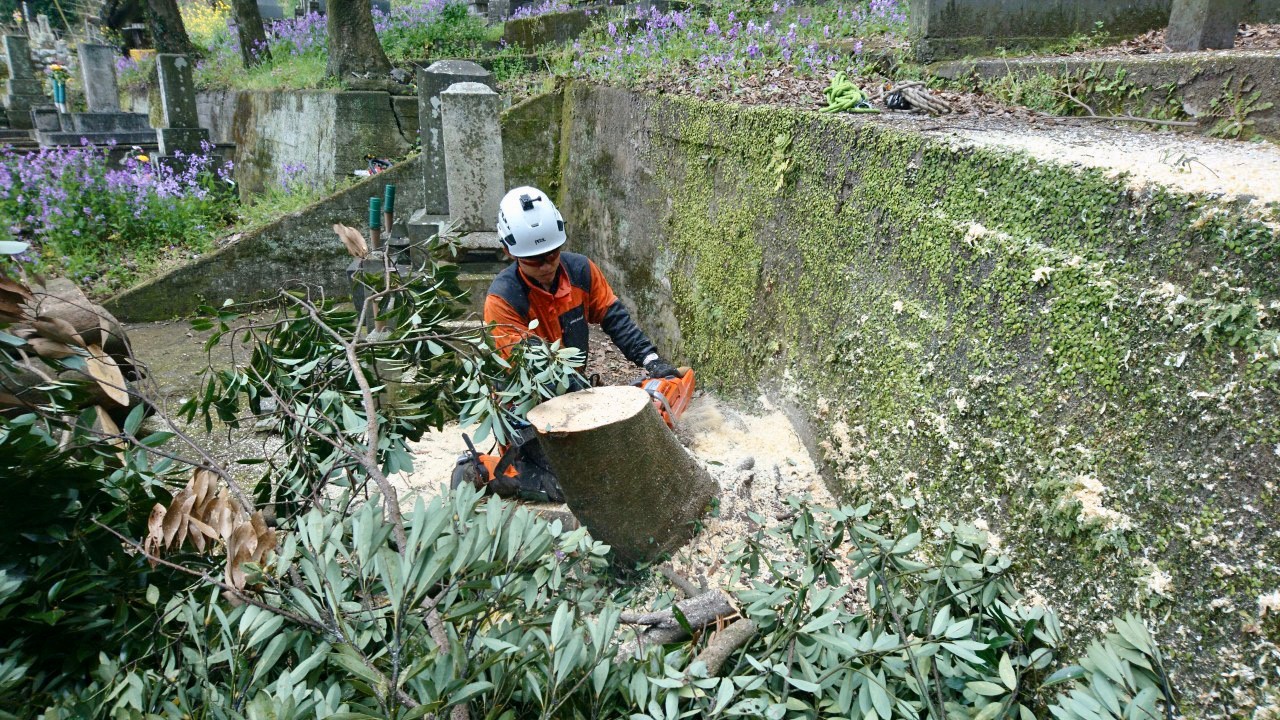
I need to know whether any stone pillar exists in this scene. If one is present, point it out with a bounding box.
[1166,0,1244,50]
[77,43,121,113]
[2,35,46,130]
[440,82,504,233]
[416,60,493,216]
[155,54,209,155]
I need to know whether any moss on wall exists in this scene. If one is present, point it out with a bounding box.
[559,83,1280,716]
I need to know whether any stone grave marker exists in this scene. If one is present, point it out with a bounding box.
[155,53,210,156]
[2,35,47,130]
[416,60,494,217]
[1166,0,1245,51]
[440,82,504,233]
[77,43,121,113]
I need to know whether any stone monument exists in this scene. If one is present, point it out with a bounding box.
[2,35,47,130]
[77,43,121,113]
[1166,0,1245,51]
[155,54,209,156]
[440,82,505,235]
[415,60,494,217]
[37,43,155,147]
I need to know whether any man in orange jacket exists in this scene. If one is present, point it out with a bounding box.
[484,185,682,381]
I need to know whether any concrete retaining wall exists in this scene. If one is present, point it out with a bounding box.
[129,87,420,194]
[555,82,1279,712]
[501,88,564,194]
[104,155,425,321]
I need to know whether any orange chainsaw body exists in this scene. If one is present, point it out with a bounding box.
[634,368,696,429]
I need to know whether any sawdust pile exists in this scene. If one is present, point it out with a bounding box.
[666,394,834,589]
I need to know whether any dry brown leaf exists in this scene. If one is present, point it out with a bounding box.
[0,275,33,301]
[32,315,84,347]
[144,503,167,565]
[186,516,219,553]
[94,405,127,463]
[226,522,258,589]
[209,494,236,540]
[0,297,28,323]
[191,469,215,517]
[28,337,78,359]
[0,391,30,408]
[248,511,277,563]
[333,223,369,259]
[84,344,130,407]
[162,489,196,549]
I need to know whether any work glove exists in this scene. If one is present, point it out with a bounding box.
[644,356,682,379]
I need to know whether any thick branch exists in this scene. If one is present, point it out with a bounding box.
[691,619,757,676]
[615,590,735,662]
[285,294,407,549]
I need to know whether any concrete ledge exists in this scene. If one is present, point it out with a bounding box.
[910,0,1280,60]
[929,50,1280,142]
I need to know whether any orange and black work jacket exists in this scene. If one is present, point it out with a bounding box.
[484,251,657,366]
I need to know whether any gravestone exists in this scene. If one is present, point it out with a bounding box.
[77,43,121,113]
[257,0,285,21]
[440,82,504,234]
[38,43,155,147]
[1166,0,1245,50]
[415,60,493,216]
[155,53,209,155]
[2,35,46,130]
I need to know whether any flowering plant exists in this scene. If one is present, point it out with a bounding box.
[0,140,235,294]
[47,63,71,84]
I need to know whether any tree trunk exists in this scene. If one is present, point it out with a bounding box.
[145,0,201,57]
[325,0,391,80]
[230,0,271,67]
[526,386,719,566]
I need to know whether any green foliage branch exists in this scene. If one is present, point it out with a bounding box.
[1,238,1182,718]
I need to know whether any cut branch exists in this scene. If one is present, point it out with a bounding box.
[615,590,735,662]
[692,619,757,676]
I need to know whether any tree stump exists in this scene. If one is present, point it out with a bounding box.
[526,385,719,566]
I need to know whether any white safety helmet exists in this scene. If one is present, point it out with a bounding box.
[496,186,566,258]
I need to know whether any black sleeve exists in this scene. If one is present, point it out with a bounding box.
[600,299,658,367]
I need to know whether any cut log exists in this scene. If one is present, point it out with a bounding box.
[526,385,719,566]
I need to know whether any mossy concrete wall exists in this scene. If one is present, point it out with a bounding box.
[502,7,597,51]
[556,83,1279,714]
[931,51,1280,143]
[103,155,424,322]
[126,88,420,194]
[501,88,564,195]
[911,0,1280,60]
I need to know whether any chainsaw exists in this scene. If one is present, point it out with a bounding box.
[452,369,697,502]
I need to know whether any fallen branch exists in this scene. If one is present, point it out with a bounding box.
[691,619,758,677]
[1037,111,1201,127]
[615,590,735,662]
[659,564,703,599]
